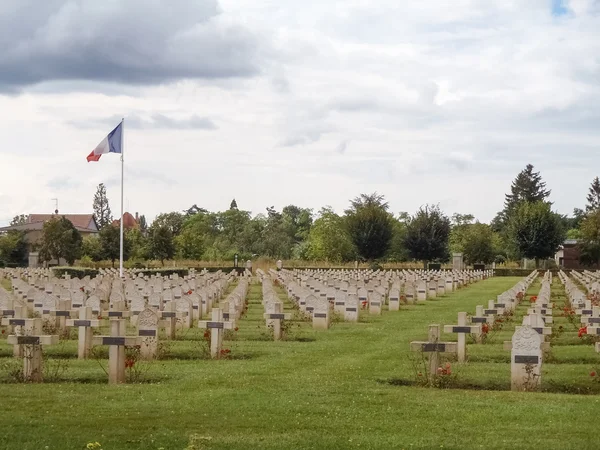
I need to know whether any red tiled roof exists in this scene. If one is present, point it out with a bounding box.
[112,212,139,229]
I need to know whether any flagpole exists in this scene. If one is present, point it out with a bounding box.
[119,117,124,278]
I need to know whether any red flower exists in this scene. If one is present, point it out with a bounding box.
[234,327,239,332]
[203,331,210,339]
[579,327,588,338]
[481,323,490,334]
[125,358,135,368]
[591,371,597,377]
[187,290,192,295]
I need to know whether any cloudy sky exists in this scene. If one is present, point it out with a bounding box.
[1,0,599,226]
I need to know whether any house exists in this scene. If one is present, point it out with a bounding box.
[0,213,99,267]
[554,239,599,270]
[111,212,140,230]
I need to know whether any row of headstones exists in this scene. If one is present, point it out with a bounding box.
[288,268,492,305]
[2,272,235,339]
[570,270,600,296]
[559,271,600,353]
[4,269,237,325]
[271,268,490,329]
[0,277,247,383]
[410,270,542,391]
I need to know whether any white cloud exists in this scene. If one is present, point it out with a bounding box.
[1,0,600,226]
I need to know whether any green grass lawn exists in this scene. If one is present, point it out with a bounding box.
[1,276,600,450]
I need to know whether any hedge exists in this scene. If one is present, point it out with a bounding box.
[52,267,100,278]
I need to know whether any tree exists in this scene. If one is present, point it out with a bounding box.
[125,228,149,260]
[81,235,103,261]
[152,212,184,236]
[281,205,313,243]
[578,210,600,266]
[493,164,551,231]
[39,217,83,266]
[449,213,475,254]
[183,204,208,216]
[306,207,355,262]
[93,183,113,229]
[138,215,148,234]
[149,224,175,265]
[0,230,27,266]
[505,164,551,208]
[99,225,130,267]
[344,193,394,261]
[230,199,238,210]
[403,204,451,268]
[462,222,496,265]
[586,177,600,212]
[507,201,564,266]
[386,215,410,262]
[10,215,27,226]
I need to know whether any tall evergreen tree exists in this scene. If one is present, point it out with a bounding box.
[492,164,551,231]
[93,183,112,229]
[504,164,551,210]
[230,199,238,210]
[586,177,600,212]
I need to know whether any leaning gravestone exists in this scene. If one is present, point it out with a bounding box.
[511,326,543,391]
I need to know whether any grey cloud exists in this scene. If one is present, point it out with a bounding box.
[0,0,262,92]
[280,128,328,147]
[336,140,349,154]
[70,113,217,130]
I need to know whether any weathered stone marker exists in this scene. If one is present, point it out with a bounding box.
[198,308,234,358]
[410,324,457,376]
[510,325,543,391]
[137,308,160,360]
[443,312,481,362]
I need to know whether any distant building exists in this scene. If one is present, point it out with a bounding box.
[0,213,99,267]
[111,212,140,230]
[554,239,598,270]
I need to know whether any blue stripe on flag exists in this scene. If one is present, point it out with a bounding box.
[107,122,122,154]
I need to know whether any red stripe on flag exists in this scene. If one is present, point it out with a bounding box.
[86,151,101,162]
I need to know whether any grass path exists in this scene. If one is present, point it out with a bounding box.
[1,276,600,449]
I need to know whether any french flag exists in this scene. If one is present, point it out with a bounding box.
[86,122,123,162]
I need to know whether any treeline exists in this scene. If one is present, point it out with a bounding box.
[2,164,600,267]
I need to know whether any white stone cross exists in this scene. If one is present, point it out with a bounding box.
[6,317,59,382]
[410,324,457,376]
[92,319,142,384]
[66,306,101,359]
[443,312,481,362]
[198,308,234,358]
